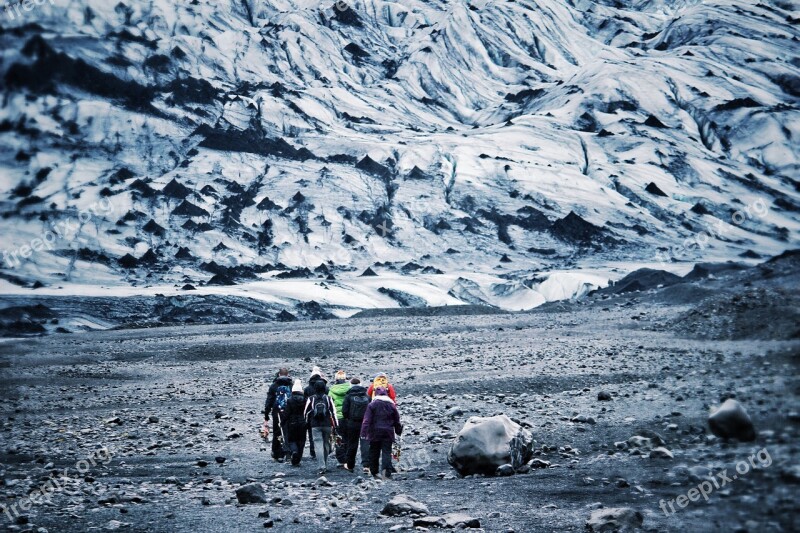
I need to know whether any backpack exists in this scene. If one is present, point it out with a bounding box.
[312,395,330,421]
[275,385,291,412]
[350,394,369,420]
[373,375,388,392]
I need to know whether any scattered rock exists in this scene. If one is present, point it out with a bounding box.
[235,483,267,504]
[413,516,447,528]
[586,507,643,532]
[381,494,429,516]
[496,464,515,476]
[649,447,674,459]
[446,407,464,418]
[780,465,800,484]
[708,399,756,441]
[413,514,480,529]
[597,391,612,401]
[530,459,551,469]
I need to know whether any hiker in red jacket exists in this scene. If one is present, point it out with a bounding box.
[361,386,402,479]
[366,372,396,402]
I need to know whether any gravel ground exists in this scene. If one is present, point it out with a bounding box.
[1,263,799,532]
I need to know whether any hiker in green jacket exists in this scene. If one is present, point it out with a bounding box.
[329,370,351,466]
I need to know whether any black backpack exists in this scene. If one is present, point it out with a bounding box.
[312,395,330,421]
[349,394,370,420]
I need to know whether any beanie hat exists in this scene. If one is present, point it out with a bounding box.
[335,370,347,381]
[292,379,303,393]
[310,366,322,379]
[313,380,326,394]
[350,377,361,385]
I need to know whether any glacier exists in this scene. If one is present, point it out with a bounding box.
[0,0,798,322]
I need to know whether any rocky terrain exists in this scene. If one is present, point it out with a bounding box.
[0,251,797,532]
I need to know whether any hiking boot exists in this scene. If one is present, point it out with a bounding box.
[382,469,391,480]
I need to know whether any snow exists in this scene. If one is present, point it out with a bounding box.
[0,0,797,318]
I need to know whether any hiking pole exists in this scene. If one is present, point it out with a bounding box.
[278,412,289,455]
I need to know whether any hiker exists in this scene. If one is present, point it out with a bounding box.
[304,366,328,459]
[282,379,307,466]
[329,370,351,466]
[361,386,402,479]
[264,368,293,462]
[342,377,371,472]
[367,372,397,402]
[304,379,338,475]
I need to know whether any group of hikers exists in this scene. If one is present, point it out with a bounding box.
[263,366,402,479]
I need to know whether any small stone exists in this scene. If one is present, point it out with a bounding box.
[708,399,756,441]
[530,459,550,469]
[780,465,800,484]
[496,464,515,476]
[442,513,480,528]
[586,507,643,532]
[414,516,447,528]
[215,456,226,464]
[649,447,674,459]
[382,494,429,516]
[597,391,612,401]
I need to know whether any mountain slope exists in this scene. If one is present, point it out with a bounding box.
[0,0,798,317]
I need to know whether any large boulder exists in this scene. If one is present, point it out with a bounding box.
[586,507,643,532]
[235,483,267,504]
[381,494,429,516]
[448,414,533,475]
[708,399,756,441]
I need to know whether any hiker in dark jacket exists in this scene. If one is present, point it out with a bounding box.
[361,386,402,479]
[282,379,307,466]
[341,378,371,471]
[264,368,293,462]
[304,379,338,475]
[303,366,327,458]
